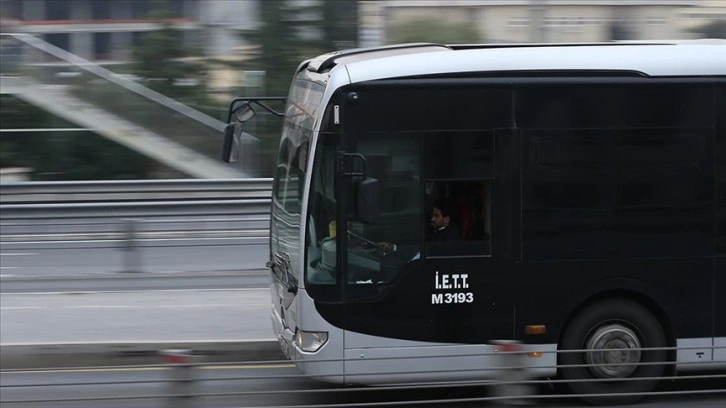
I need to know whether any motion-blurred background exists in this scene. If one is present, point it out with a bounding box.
[1,0,724,182]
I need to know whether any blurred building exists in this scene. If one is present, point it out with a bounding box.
[0,0,259,65]
[360,0,726,46]
[5,1,722,62]
[679,0,726,33]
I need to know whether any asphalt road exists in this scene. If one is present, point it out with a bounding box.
[2,364,725,408]
[0,288,272,345]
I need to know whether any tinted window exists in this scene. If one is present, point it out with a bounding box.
[716,85,726,256]
[522,128,713,260]
[344,132,423,291]
[519,83,716,261]
[425,131,494,257]
[517,84,711,129]
[424,132,494,180]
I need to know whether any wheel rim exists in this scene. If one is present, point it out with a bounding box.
[584,324,642,378]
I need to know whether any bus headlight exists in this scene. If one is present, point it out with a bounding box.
[295,329,328,353]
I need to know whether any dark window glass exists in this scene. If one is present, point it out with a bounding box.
[519,83,716,261]
[46,0,71,20]
[2,0,21,18]
[425,180,492,258]
[522,128,714,260]
[345,133,423,287]
[132,32,145,47]
[91,0,110,20]
[424,131,494,257]
[175,0,189,18]
[716,85,726,256]
[424,131,494,180]
[306,133,338,286]
[516,84,712,129]
[45,33,70,51]
[131,1,150,19]
[342,85,511,132]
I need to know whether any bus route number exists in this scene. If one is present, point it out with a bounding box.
[431,272,474,304]
[432,292,474,304]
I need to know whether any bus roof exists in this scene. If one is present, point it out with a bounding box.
[311,40,726,84]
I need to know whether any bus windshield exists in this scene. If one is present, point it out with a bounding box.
[270,75,324,283]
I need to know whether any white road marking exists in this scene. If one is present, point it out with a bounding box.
[0,253,37,256]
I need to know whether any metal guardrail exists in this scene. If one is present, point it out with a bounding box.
[0,178,273,204]
[1,346,725,407]
[0,179,273,244]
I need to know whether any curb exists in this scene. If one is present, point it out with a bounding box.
[0,341,285,370]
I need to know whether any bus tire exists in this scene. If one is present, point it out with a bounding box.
[559,299,667,405]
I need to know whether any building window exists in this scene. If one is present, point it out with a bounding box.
[45,33,70,52]
[46,0,71,20]
[91,0,111,20]
[132,1,150,19]
[94,32,112,60]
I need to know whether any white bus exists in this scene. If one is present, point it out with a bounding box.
[223,40,726,404]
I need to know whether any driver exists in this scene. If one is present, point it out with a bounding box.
[379,198,462,251]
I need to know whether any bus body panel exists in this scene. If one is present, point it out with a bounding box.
[342,333,557,384]
[260,42,726,394]
[344,43,726,85]
[271,276,346,382]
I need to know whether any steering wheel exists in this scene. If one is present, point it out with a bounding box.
[346,230,387,252]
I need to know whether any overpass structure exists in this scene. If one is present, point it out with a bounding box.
[0,33,259,179]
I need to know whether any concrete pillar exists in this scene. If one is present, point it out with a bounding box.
[70,0,92,58]
[111,0,132,60]
[358,1,386,47]
[529,0,547,43]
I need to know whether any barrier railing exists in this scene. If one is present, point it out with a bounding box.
[0,178,272,204]
[0,179,273,245]
[1,345,724,407]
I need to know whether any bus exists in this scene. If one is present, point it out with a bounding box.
[222,40,726,404]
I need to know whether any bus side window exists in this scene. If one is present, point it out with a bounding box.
[424,131,494,258]
[425,180,491,257]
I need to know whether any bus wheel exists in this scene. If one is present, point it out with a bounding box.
[559,299,667,405]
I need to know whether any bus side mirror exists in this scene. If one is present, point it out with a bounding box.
[222,102,257,163]
[233,102,255,122]
[356,177,379,224]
